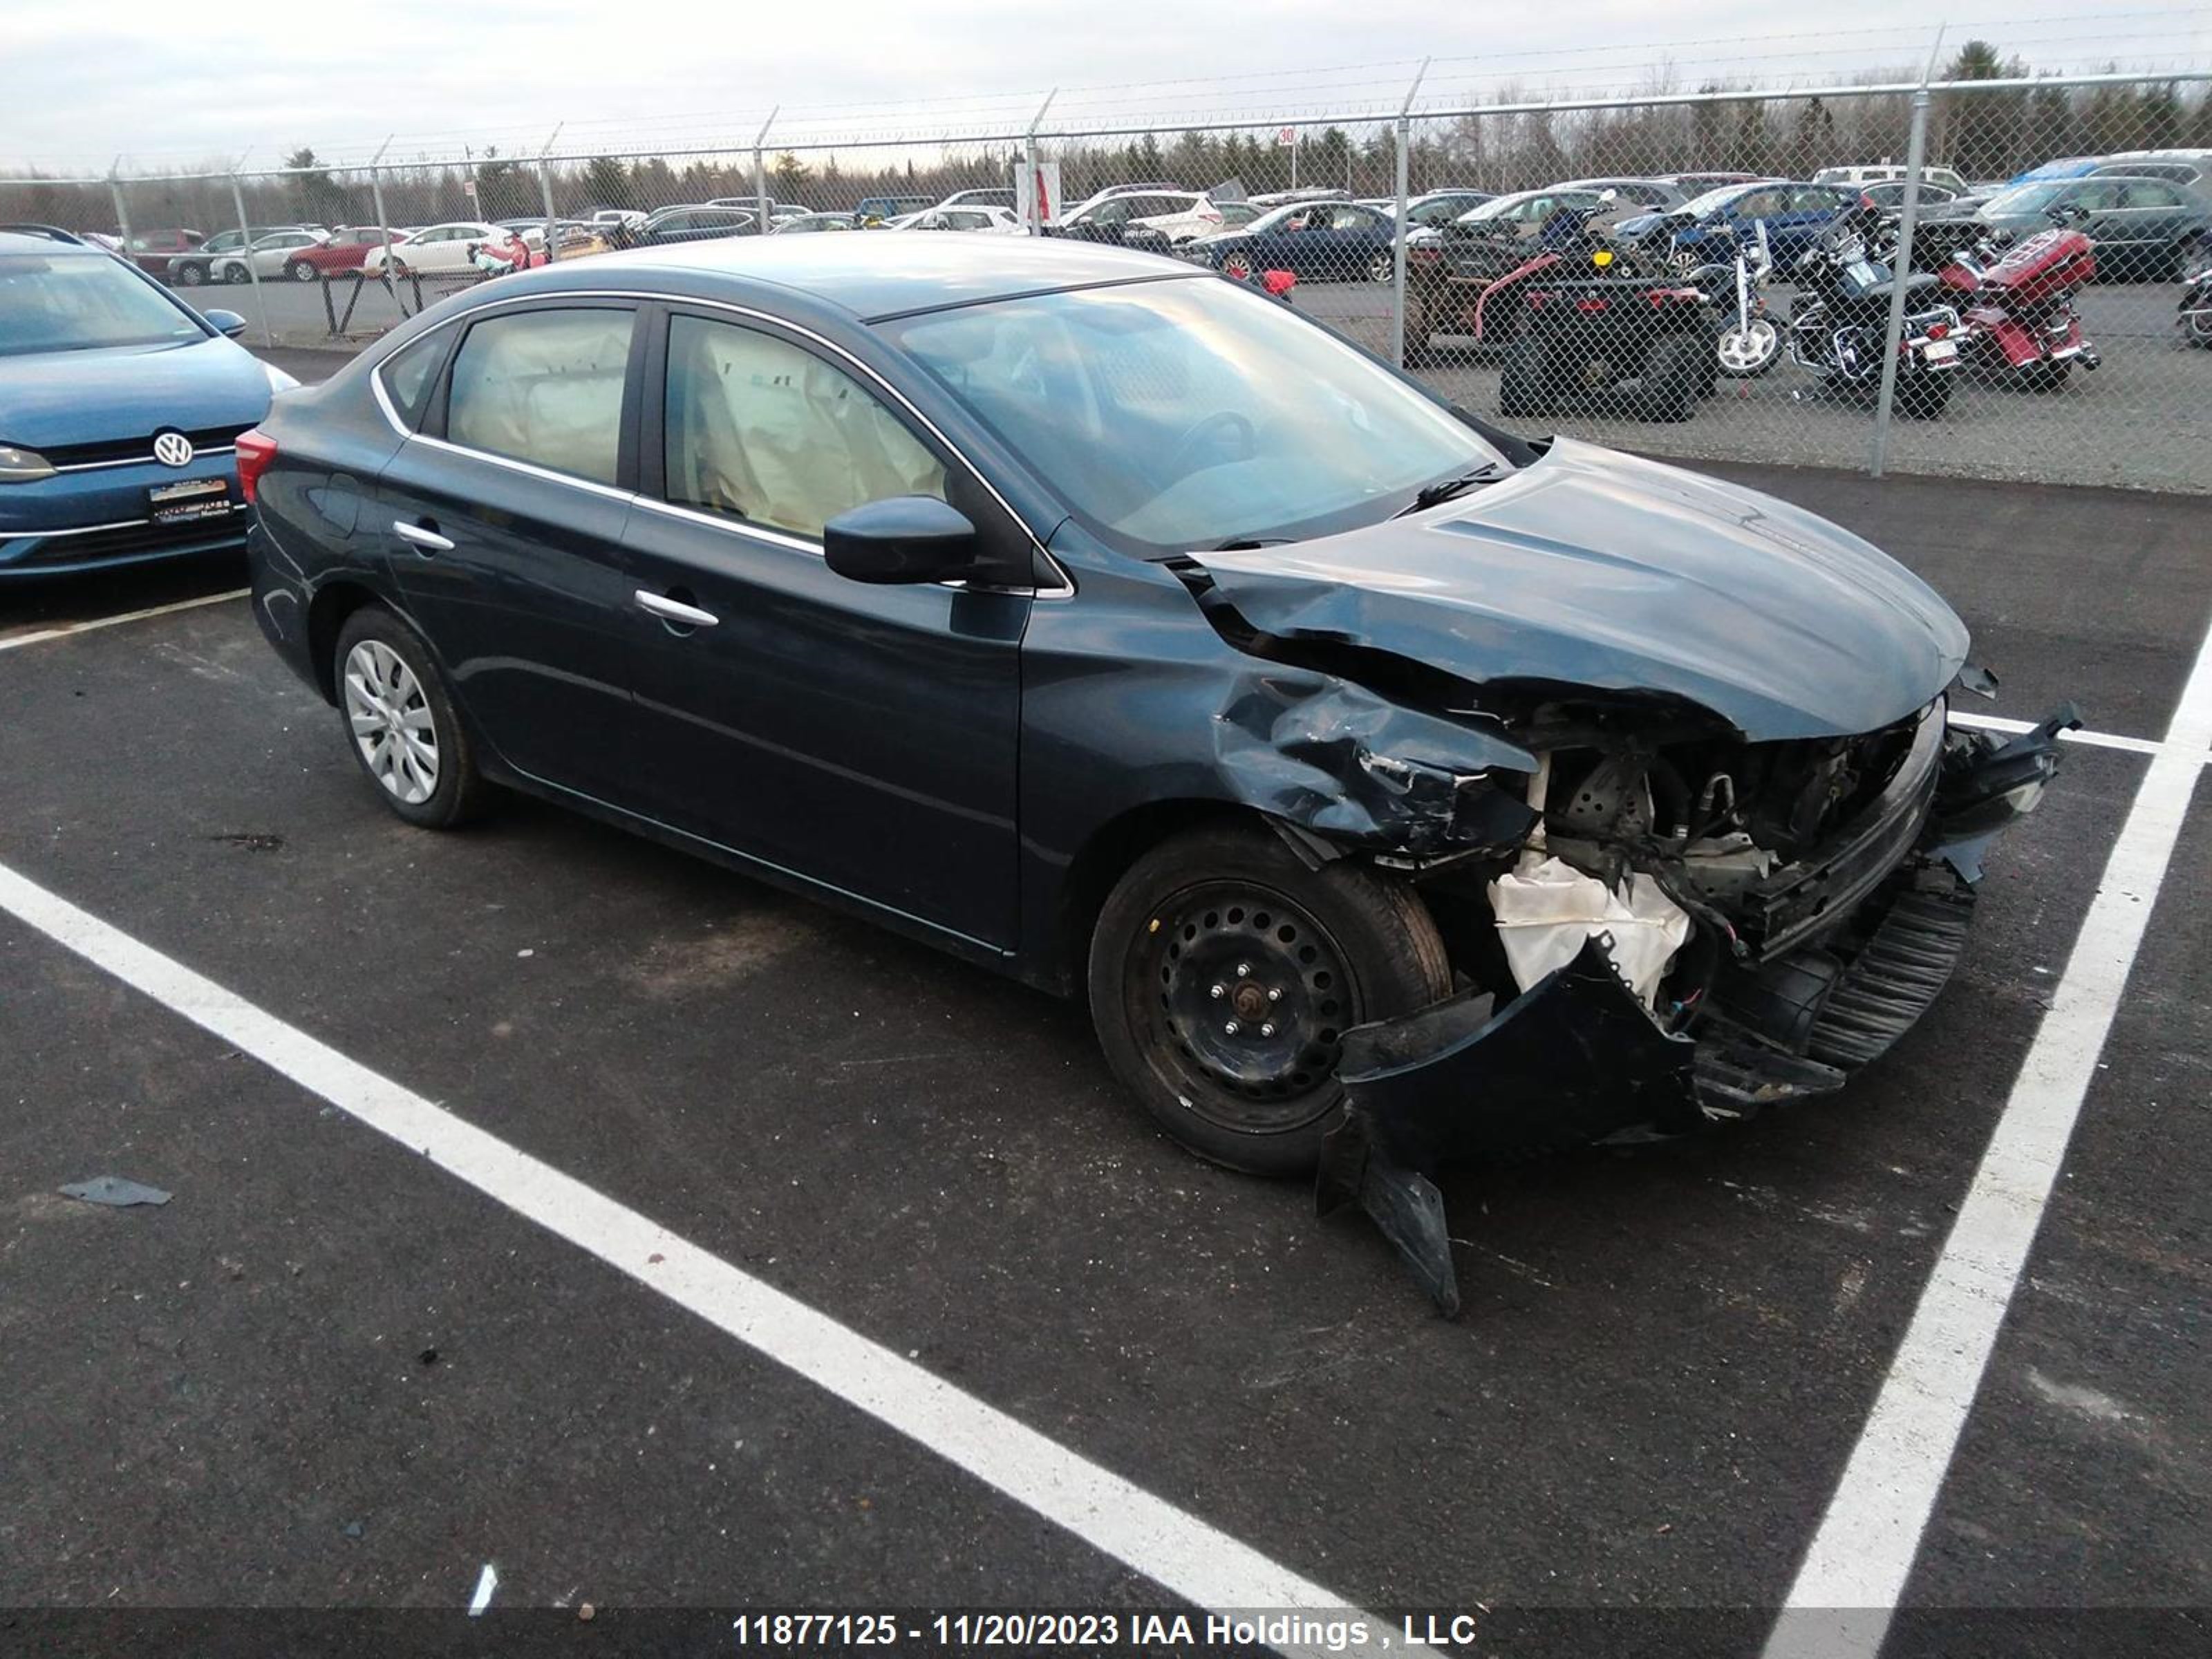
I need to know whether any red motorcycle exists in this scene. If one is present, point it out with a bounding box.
[1936,203,2100,391]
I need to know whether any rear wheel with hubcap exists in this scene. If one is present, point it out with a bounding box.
[333,606,491,829]
[1220,252,1254,281]
[1087,823,1451,1175]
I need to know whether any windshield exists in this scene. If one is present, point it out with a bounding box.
[883,276,1503,556]
[0,253,207,357]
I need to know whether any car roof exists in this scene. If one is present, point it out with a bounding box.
[464,232,1195,322]
[0,226,107,256]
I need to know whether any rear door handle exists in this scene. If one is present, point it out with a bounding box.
[393,521,454,552]
[635,590,720,628]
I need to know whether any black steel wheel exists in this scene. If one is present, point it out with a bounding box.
[1087,823,1450,1174]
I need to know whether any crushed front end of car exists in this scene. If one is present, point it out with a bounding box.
[1315,695,2075,1313]
[1170,439,2079,1313]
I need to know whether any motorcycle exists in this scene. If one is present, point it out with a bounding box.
[1685,223,1779,377]
[1936,203,2100,389]
[2180,247,2212,348]
[1787,205,1964,418]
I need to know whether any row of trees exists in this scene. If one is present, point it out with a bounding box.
[6,50,2208,236]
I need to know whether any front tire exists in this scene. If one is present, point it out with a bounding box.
[1716,316,1781,377]
[1220,252,1254,281]
[223,262,248,285]
[287,259,318,282]
[332,606,491,830]
[1367,249,1396,284]
[1087,823,1451,1176]
[1640,332,1707,422]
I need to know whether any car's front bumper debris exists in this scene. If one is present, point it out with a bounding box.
[1320,702,2079,1315]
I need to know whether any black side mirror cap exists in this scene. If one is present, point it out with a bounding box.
[823,495,977,585]
[203,309,248,339]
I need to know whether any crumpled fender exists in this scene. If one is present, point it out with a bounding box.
[1212,668,1539,854]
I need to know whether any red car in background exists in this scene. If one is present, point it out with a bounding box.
[118,228,204,274]
[282,226,411,281]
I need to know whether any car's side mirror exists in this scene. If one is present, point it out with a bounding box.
[203,309,248,338]
[823,496,977,585]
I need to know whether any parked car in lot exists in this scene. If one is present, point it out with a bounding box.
[208,229,332,284]
[639,205,759,245]
[1547,176,1688,210]
[1053,189,1215,245]
[1858,179,1967,213]
[1613,180,1859,268]
[1121,199,1262,255]
[167,227,309,286]
[1918,176,2212,279]
[934,188,1017,210]
[236,233,2070,1313]
[280,226,412,280]
[362,223,529,277]
[770,212,857,234]
[118,229,204,275]
[897,205,1024,234]
[0,225,292,579]
[1185,199,1398,282]
[2091,151,2212,191]
[1815,162,1973,196]
[854,194,932,224]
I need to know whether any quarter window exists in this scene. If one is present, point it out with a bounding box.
[446,307,635,485]
[662,315,945,541]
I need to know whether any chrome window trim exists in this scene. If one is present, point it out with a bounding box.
[52,444,236,475]
[366,285,1074,599]
[409,431,639,504]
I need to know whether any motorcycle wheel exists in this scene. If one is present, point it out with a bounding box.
[1716,317,1781,377]
[2186,308,2212,348]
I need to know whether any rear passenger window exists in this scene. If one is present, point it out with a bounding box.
[446,308,634,485]
[378,331,449,431]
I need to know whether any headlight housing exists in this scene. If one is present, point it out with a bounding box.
[0,444,56,483]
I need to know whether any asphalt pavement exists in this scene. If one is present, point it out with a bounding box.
[1,351,2206,1653]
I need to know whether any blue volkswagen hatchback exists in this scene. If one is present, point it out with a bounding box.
[0,225,292,579]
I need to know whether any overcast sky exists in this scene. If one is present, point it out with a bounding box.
[8,1,2208,173]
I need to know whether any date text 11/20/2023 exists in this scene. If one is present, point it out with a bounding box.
[729,1611,1485,1650]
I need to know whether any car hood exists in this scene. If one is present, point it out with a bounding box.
[0,336,271,449]
[1189,438,1968,742]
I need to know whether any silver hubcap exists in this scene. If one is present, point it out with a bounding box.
[343,639,439,805]
[1718,319,1779,372]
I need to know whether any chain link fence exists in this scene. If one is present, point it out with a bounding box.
[6,64,2210,491]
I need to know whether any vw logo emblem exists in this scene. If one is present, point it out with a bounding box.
[152,431,195,468]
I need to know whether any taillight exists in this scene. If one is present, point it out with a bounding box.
[1927,322,1949,339]
[234,428,278,505]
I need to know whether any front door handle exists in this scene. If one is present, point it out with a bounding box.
[393,521,454,552]
[635,590,720,628]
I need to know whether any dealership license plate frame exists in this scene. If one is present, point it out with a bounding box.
[147,476,234,524]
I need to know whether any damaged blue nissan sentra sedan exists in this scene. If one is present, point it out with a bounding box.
[237,236,2074,1311]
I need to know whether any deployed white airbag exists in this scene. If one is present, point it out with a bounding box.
[1489,856,1690,1006]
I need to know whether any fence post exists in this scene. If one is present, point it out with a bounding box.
[1869,27,1945,477]
[753,106,778,234]
[1391,58,1430,368]
[106,165,133,260]
[226,170,274,349]
[538,123,563,263]
[366,138,402,318]
[1024,89,1058,235]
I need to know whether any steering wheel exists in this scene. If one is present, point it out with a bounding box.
[1163,411,1256,478]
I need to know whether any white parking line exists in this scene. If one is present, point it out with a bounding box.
[1947,709,2182,761]
[1765,615,2212,1659]
[0,858,1368,1653]
[0,588,248,654]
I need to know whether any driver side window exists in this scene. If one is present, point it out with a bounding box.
[662,315,946,541]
